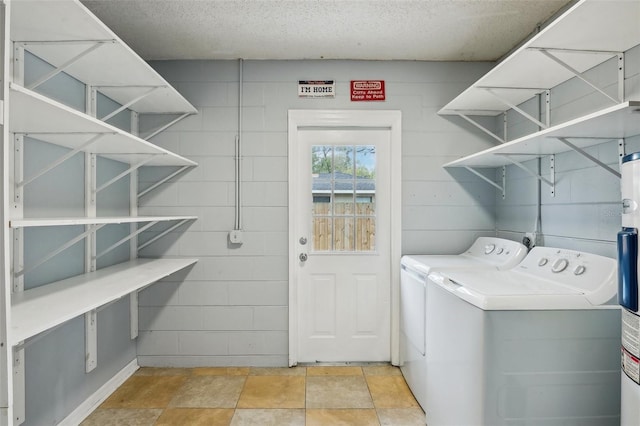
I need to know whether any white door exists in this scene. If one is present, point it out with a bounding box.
[288,110,401,365]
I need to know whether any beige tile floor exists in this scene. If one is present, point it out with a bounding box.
[82,365,425,425]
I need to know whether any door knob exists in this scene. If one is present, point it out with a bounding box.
[299,253,308,262]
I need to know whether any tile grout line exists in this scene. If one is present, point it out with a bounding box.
[362,368,384,426]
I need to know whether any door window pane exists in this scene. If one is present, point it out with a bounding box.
[356,196,375,215]
[312,180,331,215]
[312,144,376,252]
[355,146,376,178]
[312,146,333,174]
[313,217,332,251]
[333,179,354,214]
[356,217,376,251]
[333,146,354,178]
[334,217,354,251]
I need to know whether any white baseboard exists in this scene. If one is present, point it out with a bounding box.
[58,359,139,426]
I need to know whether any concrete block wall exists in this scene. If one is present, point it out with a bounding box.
[136,60,496,367]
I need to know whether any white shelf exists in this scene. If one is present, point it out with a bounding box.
[445,101,640,168]
[439,0,640,115]
[10,258,198,345]
[10,83,197,167]
[3,1,201,418]
[10,215,197,228]
[11,0,196,115]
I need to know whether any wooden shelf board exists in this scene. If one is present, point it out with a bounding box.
[10,215,197,228]
[439,0,640,116]
[11,258,198,345]
[11,0,196,115]
[10,84,197,167]
[445,101,640,168]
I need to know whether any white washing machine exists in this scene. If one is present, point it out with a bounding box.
[399,237,527,412]
[426,246,621,426]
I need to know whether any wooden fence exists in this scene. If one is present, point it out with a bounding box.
[312,202,375,251]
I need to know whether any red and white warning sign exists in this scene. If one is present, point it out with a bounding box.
[350,80,385,102]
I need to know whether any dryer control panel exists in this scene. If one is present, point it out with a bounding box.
[465,237,527,270]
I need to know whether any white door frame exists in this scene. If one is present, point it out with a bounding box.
[288,109,402,366]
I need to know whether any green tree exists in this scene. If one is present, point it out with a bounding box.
[312,146,375,177]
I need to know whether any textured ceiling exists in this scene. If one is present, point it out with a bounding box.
[81,0,573,61]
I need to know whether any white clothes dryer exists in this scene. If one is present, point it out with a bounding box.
[399,237,527,412]
[425,246,621,426]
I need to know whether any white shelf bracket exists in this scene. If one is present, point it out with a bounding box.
[502,166,506,199]
[500,154,555,196]
[98,86,164,122]
[130,112,139,341]
[11,135,25,287]
[553,137,621,178]
[618,53,625,102]
[502,113,507,142]
[533,48,622,104]
[455,113,505,144]
[144,112,191,141]
[463,166,505,198]
[550,155,555,197]
[25,41,107,91]
[16,133,109,188]
[11,133,25,426]
[11,128,26,424]
[12,134,24,209]
[137,165,191,199]
[130,111,139,137]
[619,138,627,167]
[12,348,25,425]
[94,156,158,194]
[13,43,25,86]
[94,221,158,260]
[85,310,97,373]
[11,227,22,295]
[481,88,548,129]
[14,224,106,278]
[86,151,97,271]
[137,218,192,251]
[544,90,551,128]
[130,292,138,340]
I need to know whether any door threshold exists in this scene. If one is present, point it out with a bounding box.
[297,361,392,367]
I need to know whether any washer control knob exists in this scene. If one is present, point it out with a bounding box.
[485,244,496,254]
[573,265,586,276]
[496,248,504,254]
[538,258,548,266]
[551,258,569,273]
